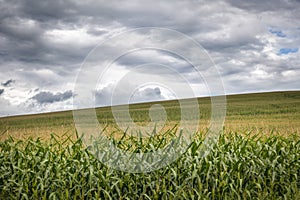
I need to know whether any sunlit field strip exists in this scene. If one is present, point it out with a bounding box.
[0,91,299,141]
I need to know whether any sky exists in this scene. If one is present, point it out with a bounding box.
[0,0,299,116]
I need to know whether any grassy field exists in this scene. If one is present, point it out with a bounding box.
[0,90,299,141]
[0,90,300,199]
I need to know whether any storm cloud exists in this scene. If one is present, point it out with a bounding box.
[32,90,73,104]
[0,0,299,116]
[1,79,15,87]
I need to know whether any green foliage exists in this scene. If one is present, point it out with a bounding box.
[1,132,299,199]
[0,91,299,198]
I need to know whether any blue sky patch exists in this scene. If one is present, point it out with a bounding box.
[269,29,286,37]
[278,48,299,55]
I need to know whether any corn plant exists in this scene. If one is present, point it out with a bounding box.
[0,131,300,199]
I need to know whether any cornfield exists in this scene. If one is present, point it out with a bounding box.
[1,130,299,199]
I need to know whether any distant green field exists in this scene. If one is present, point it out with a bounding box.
[0,91,300,199]
[0,90,299,140]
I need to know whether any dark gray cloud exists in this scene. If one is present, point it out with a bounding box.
[32,90,73,104]
[225,0,300,12]
[0,0,299,116]
[115,49,194,75]
[0,0,298,67]
[0,0,227,66]
[1,79,15,87]
[0,89,4,95]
